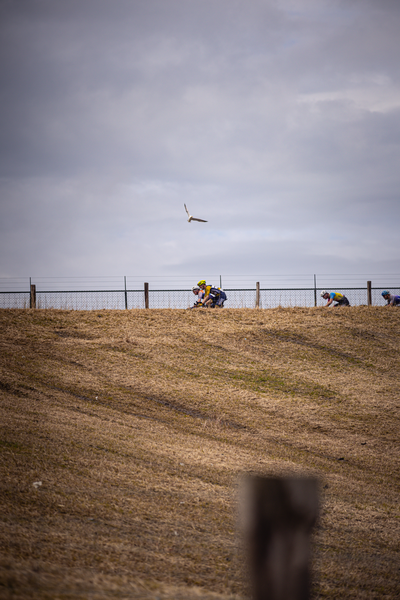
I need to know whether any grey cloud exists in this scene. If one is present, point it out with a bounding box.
[0,0,399,283]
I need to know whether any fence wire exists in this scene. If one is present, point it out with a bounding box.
[0,292,30,309]
[1,287,399,310]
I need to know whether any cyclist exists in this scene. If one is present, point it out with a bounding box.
[381,290,400,306]
[197,280,227,308]
[190,286,205,309]
[321,290,350,307]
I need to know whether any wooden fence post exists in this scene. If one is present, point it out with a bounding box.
[256,282,260,308]
[144,282,149,309]
[367,281,372,307]
[30,284,36,309]
[242,476,319,600]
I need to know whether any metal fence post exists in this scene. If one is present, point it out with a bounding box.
[314,274,317,307]
[124,276,128,310]
[243,476,319,600]
[256,282,260,308]
[367,281,372,306]
[30,284,36,309]
[144,282,149,309]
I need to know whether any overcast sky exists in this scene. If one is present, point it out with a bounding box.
[1,0,399,289]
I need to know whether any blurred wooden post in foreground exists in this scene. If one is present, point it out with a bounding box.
[256,282,260,308]
[144,282,149,309]
[30,284,36,309]
[243,476,319,600]
[367,281,372,306]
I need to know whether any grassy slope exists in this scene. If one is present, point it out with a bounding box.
[0,307,399,599]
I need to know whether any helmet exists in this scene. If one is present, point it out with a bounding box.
[192,286,200,291]
[197,280,206,286]
[382,290,390,297]
[320,290,328,297]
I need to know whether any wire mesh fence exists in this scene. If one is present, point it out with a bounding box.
[0,292,30,309]
[1,286,399,310]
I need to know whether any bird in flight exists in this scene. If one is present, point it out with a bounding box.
[184,203,208,223]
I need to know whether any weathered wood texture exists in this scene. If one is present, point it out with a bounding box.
[30,284,36,309]
[243,476,319,600]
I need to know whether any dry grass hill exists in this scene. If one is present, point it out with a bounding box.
[0,307,399,599]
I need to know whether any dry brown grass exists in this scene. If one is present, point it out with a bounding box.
[0,307,399,599]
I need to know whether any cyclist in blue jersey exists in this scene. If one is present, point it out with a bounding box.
[197,280,227,308]
[381,290,400,306]
[321,290,350,307]
[205,286,227,308]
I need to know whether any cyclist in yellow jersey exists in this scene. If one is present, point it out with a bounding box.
[321,290,350,307]
[197,280,212,296]
[197,280,227,308]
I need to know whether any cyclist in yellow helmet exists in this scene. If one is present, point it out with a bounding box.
[197,280,227,308]
[198,280,212,299]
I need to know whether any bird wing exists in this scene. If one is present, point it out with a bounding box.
[191,217,208,222]
[184,203,190,217]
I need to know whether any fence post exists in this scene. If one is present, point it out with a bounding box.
[367,281,372,307]
[243,476,319,600]
[256,282,260,308]
[144,282,149,309]
[314,274,317,307]
[124,276,128,310]
[30,284,36,309]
